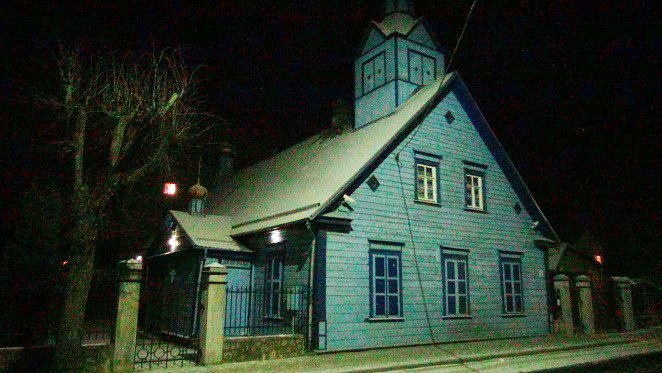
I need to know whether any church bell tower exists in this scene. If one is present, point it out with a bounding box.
[354,1,445,128]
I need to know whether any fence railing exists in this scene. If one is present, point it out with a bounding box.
[225,285,309,337]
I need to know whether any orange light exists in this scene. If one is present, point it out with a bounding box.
[163,182,177,196]
[595,255,603,264]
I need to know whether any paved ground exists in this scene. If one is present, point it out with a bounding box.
[153,326,662,373]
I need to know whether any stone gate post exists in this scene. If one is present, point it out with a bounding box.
[574,275,595,335]
[112,259,143,372]
[553,274,573,335]
[613,276,636,331]
[199,262,228,365]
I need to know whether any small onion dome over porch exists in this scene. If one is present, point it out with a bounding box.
[188,182,208,199]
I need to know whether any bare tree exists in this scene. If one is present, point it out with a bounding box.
[50,48,206,370]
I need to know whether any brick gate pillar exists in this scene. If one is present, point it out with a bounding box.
[613,276,636,331]
[574,275,595,335]
[112,259,143,372]
[553,274,573,335]
[199,262,228,365]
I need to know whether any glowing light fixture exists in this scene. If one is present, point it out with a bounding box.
[594,255,603,264]
[163,182,178,196]
[270,229,283,244]
[168,234,180,252]
[135,255,143,263]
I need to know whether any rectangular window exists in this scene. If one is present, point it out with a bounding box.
[265,257,283,318]
[416,163,437,203]
[500,253,524,314]
[442,250,470,317]
[408,50,436,86]
[362,52,386,95]
[465,170,485,211]
[369,246,402,319]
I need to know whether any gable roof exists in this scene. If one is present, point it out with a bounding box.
[170,210,250,252]
[209,74,451,235]
[206,72,559,241]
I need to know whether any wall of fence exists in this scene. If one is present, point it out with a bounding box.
[225,285,309,337]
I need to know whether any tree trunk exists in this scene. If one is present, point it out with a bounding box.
[53,216,97,371]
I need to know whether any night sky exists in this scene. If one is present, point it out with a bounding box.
[0,1,659,280]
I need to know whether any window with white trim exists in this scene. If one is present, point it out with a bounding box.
[369,248,402,318]
[265,257,283,318]
[465,171,485,210]
[442,251,469,317]
[416,163,437,203]
[500,254,524,314]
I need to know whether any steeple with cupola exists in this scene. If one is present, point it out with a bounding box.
[354,0,445,128]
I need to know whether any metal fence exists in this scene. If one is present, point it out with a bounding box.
[225,285,309,337]
[137,277,200,370]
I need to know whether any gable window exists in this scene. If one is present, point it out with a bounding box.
[265,257,283,318]
[499,253,524,315]
[416,162,438,203]
[441,249,470,317]
[362,52,386,95]
[369,242,403,320]
[464,169,485,211]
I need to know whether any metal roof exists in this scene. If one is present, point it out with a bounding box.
[208,74,452,235]
[174,71,559,243]
[169,210,250,252]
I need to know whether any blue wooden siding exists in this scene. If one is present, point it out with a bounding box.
[323,91,549,351]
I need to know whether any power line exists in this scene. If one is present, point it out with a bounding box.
[448,0,479,71]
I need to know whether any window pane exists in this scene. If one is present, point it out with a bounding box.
[272,263,280,279]
[458,296,467,314]
[446,262,455,279]
[375,257,385,277]
[458,281,466,295]
[503,264,512,280]
[505,295,513,312]
[505,282,512,294]
[514,282,522,295]
[388,295,399,316]
[458,262,466,279]
[447,295,456,315]
[515,295,523,313]
[447,281,456,294]
[376,279,385,294]
[388,258,398,277]
[375,295,386,316]
[513,264,521,280]
[388,279,399,294]
[272,293,280,314]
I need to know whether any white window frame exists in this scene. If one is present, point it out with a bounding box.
[443,257,469,317]
[416,163,437,203]
[465,172,484,210]
[370,251,402,318]
[265,257,283,318]
[500,257,524,314]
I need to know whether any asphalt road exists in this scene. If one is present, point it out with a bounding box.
[394,341,661,372]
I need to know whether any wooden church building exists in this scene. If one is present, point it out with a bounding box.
[145,0,560,352]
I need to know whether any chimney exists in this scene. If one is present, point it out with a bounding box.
[331,99,352,134]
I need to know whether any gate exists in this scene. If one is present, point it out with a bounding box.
[136,261,201,370]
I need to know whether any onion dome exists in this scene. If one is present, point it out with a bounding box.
[188,182,208,199]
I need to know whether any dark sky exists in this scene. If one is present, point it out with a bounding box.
[0,1,659,279]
